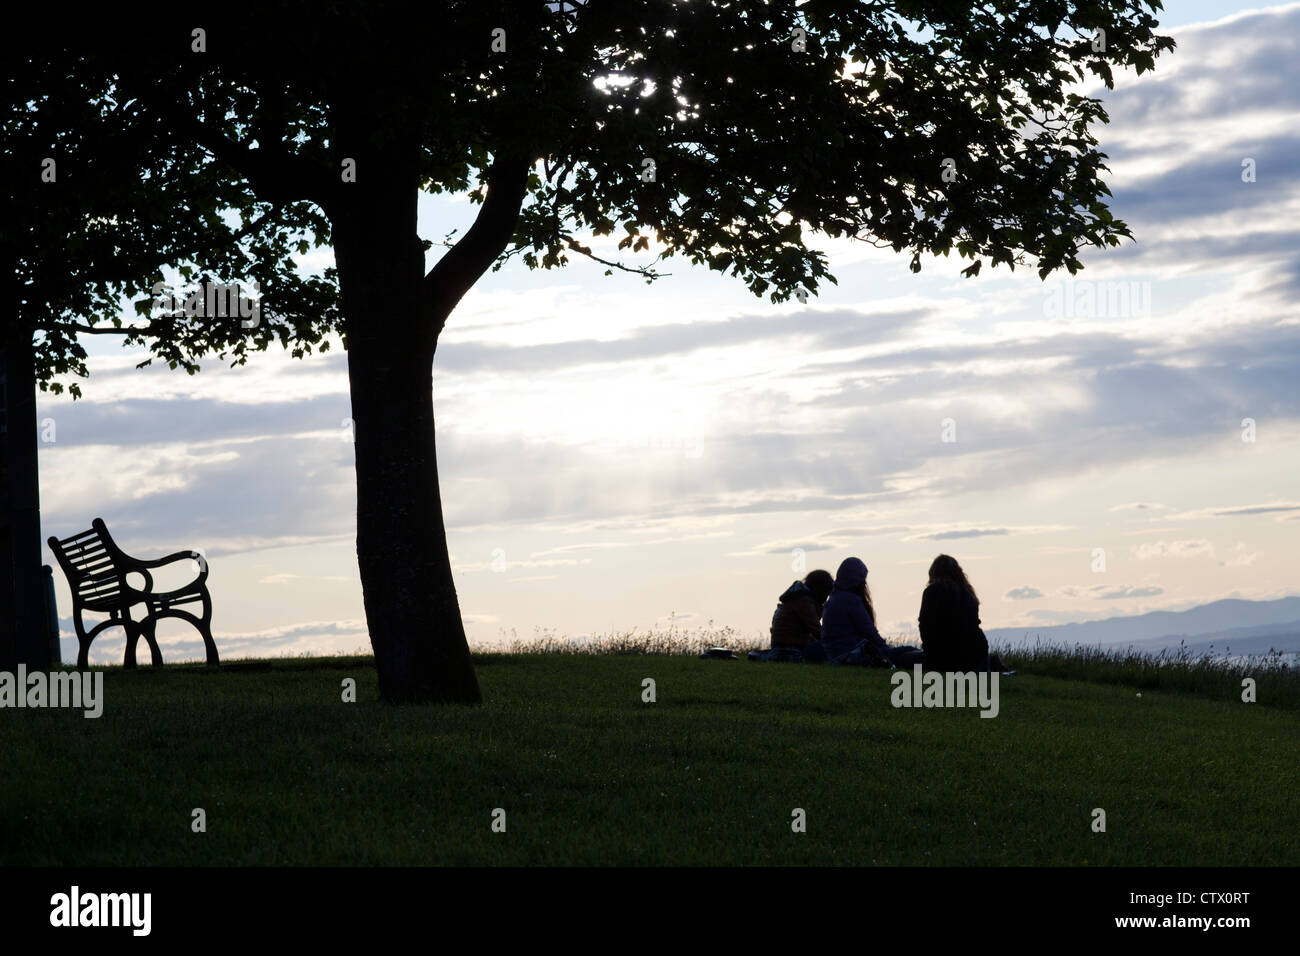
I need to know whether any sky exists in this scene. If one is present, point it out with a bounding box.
[39,2,1300,663]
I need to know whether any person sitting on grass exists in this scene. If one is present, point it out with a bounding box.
[769,569,835,651]
[804,557,924,667]
[917,554,1008,673]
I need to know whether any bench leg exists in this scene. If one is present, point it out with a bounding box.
[123,619,140,669]
[199,591,219,666]
[141,617,164,667]
[74,613,92,670]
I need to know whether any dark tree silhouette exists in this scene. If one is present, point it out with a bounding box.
[1,55,332,668]
[10,2,1172,700]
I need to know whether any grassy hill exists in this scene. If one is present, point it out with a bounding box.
[2,653,1297,865]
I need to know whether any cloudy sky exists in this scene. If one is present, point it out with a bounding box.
[41,2,1300,662]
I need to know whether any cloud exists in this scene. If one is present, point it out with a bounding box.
[434,306,933,375]
[64,617,373,666]
[1023,608,1113,624]
[901,524,1072,542]
[1004,586,1044,600]
[1220,543,1262,568]
[923,528,1011,541]
[1096,586,1165,600]
[528,542,634,557]
[1103,6,1300,129]
[764,542,835,554]
[1170,502,1300,520]
[1091,5,1300,293]
[1057,584,1166,600]
[40,392,352,449]
[259,573,302,584]
[259,572,351,584]
[744,519,1060,557]
[452,557,593,574]
[1134,539,1216,560]
[41,426,358,561]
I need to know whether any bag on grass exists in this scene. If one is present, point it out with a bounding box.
[746,646,805,663]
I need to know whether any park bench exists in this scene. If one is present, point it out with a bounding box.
[48,518,220,669]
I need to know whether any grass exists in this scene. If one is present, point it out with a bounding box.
[3,647,1297,866]
[512,624,1300,709]
[998,638,1299,709]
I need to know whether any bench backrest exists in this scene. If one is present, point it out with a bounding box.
[48,519,126,611]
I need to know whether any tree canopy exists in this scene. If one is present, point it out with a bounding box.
[18,1,1172,386]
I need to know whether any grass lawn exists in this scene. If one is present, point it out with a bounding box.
[2,653,1296,865]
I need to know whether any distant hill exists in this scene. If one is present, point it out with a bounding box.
[985,596,1300,651]
[1166,621,1300,657]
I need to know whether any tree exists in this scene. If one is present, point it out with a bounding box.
[18,2,1172,700]
[2,59,219,669]
[1,53,331,668]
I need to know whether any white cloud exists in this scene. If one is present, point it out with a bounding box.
[1134,539,1216,560]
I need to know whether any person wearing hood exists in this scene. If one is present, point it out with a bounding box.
[769,569,835,650]
[805,557,924,666]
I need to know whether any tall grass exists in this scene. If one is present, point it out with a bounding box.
[506,626,1299,708]
[506,621,757,656]
[996,638,1298,708]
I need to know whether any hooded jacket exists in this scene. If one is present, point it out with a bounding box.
[819,557,889,661]
[769,580,823,649]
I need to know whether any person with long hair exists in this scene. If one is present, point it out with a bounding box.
[804,557,923,666]
[918,554,999,672]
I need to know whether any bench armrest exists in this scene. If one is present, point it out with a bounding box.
[137,550,205,571]
[126,551,208,596]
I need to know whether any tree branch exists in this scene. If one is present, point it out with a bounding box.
[424,153,532,323]
[564,237,667,278]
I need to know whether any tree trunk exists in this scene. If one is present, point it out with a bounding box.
[333,190,481,705]
[328,96,529,700]
[0,323,49,672]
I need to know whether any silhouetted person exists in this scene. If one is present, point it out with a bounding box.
[769,569,834,650]
[918,554,1003,672]
[805,557,924,666]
